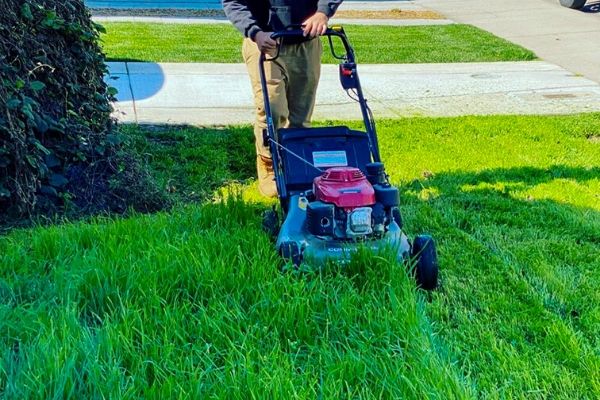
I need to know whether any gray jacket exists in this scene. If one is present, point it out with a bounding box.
[222,0,343,40]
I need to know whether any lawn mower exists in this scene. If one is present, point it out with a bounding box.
[260,26,438,290]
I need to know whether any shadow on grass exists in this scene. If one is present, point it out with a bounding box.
[124,124,256,203]
[414,164,598,243]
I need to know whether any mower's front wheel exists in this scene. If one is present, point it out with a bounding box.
[411,235,439,290]
[280,241,303,268]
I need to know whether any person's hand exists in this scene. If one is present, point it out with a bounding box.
[302,12,328,38]
[255,31,277,55]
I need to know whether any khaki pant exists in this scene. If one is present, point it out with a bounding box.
[242,37,323,162]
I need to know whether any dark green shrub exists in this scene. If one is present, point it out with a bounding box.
[0,0,165,222]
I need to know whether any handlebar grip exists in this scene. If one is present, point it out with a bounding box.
[270,27,344,40]
[263,26,352,63]
[270,29,303,40]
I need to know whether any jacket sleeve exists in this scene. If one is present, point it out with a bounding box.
[222,0,262,40]
[317,0,343,18]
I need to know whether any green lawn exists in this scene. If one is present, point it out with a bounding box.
[2,114,599,398]
[100,23,536,64]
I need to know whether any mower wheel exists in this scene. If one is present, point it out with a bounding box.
[411,235,439,290]
[559,0,586,9]
[261,208,279,238]
[280,241,302,267]
[392,207,403,229]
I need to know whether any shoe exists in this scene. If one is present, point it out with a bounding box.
[257,155,278,198]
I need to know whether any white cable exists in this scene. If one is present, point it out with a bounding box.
[268,138,324,173]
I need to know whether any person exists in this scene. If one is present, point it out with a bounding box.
[222,0,344,197]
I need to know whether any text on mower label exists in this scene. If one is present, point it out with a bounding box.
[312,151,348,168]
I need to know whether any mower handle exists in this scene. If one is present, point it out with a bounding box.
[258,26,381,207]
[270,27,344,40]
[264,26,355,63]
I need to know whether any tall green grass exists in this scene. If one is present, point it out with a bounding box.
[0,197,469,398]
[2,113,599,398]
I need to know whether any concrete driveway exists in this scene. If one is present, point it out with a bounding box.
[418,0,600,83]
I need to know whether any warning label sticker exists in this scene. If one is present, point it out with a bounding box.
[312,151,348,168]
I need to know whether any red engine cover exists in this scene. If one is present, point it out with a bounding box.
[313,167,375,209]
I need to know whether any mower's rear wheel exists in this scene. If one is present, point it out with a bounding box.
[411,235,439,290]
[280,241,302,268]
[392,207,403,229]
[261,208,279,238]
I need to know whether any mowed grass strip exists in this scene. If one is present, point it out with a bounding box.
[375,115,600,398]
[2,113,599,398]
[100,22,536,64]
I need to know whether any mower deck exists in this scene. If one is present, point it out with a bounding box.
[276,194,412,267]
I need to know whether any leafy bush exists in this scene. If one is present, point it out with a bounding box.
[0,0,163,221]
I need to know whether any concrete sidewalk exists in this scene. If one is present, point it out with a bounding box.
[106,61,600,125]
[418,0,600,83]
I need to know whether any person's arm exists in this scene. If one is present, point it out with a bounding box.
[222,0,262,40]
[222,0,277,54]
[303,0,343,37]
[317,0,343,18]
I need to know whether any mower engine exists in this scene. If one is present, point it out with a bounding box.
[306,163,400,240]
